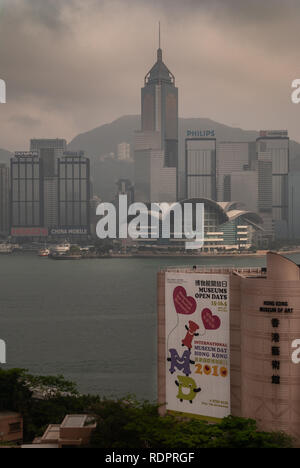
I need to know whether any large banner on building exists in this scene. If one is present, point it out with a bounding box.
[165,272,230,419]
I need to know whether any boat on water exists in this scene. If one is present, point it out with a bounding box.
[38,248,50,257]
[0,244,13,254]
[50,243,71,255]
[48,242,82,260]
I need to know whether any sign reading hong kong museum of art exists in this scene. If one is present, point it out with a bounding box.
[165,272,230,419]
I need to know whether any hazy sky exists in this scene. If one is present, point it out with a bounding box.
[0,0,300,150]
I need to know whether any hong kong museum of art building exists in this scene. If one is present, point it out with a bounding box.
[157,252,300,442]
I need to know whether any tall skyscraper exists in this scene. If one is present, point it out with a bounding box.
[217,142,256,202]
[30,139,67,229]
[230,171,258,213]
[57,151,90,233]
[0,164,10,235]
[141,27,178,168]
[11,152,44,234]
[10,147,91,239]
[256,130,289,239]
[185,137,217,200]
[134,29,177,203]
[288,172,300,240]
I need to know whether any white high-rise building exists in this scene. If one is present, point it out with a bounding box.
[134,140,176,203]
[118,143,131,161]
[230,171,258,213]
[217,142,254,202]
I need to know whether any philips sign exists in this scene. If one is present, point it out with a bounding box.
[187,129,215,138]
[0,79,6,103]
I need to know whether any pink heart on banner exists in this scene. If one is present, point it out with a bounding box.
[173,286,197,315]
[201,308,221,330]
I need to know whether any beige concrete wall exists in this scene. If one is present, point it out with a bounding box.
[59,426,94,444]
[0,414,23,443]
[229,273,242,417]
[239,254,300,441]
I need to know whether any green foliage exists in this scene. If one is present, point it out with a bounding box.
[25,374,79,396]
[93,238,114,254]
[25,394,99,441]
[89,398,293,449]
[0,368,99,442]
[0,368,32,413]
[0,369,294,448]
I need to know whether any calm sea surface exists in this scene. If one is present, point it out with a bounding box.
[1,252,299,401]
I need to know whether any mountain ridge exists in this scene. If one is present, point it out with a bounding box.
[1,116,300,201]
[68,115,263,158]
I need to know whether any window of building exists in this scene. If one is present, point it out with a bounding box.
[9,422,21,433]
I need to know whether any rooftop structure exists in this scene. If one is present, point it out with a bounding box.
[25,414,96,449]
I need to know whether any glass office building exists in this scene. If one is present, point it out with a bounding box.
[10,149,91,239]
[185,138,217,200]
[256,131,289,239]
[11,152,43,228]
[58,152,90,230]
[0,164,10,235]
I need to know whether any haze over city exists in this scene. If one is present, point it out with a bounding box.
[0,0,300,150]
[2,0,300,451]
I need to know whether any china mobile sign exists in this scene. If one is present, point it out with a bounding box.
[96,196,205,250]
[0,79,6,103]
[165,272,230,419]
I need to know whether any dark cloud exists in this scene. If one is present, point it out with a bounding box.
[0,0,299,150]
[9,114,40,127]
[143,0,298,21]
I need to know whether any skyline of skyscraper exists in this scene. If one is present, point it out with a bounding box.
[10,146,91,239]
[141,27,178,169]
[134,29,177,203]
[256,130,289,239]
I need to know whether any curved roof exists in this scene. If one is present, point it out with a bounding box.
[179,198,263,229]
[126,199,263,231]
[226,210,263,225]
[179,198,228,224]
[218,201,244,212]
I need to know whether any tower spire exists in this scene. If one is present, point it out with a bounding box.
[159,21,161,49]
[157,21,162,61]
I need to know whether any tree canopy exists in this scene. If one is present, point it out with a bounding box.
[0,368,294,448]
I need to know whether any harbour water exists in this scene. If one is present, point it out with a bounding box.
[1,252,299,401]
